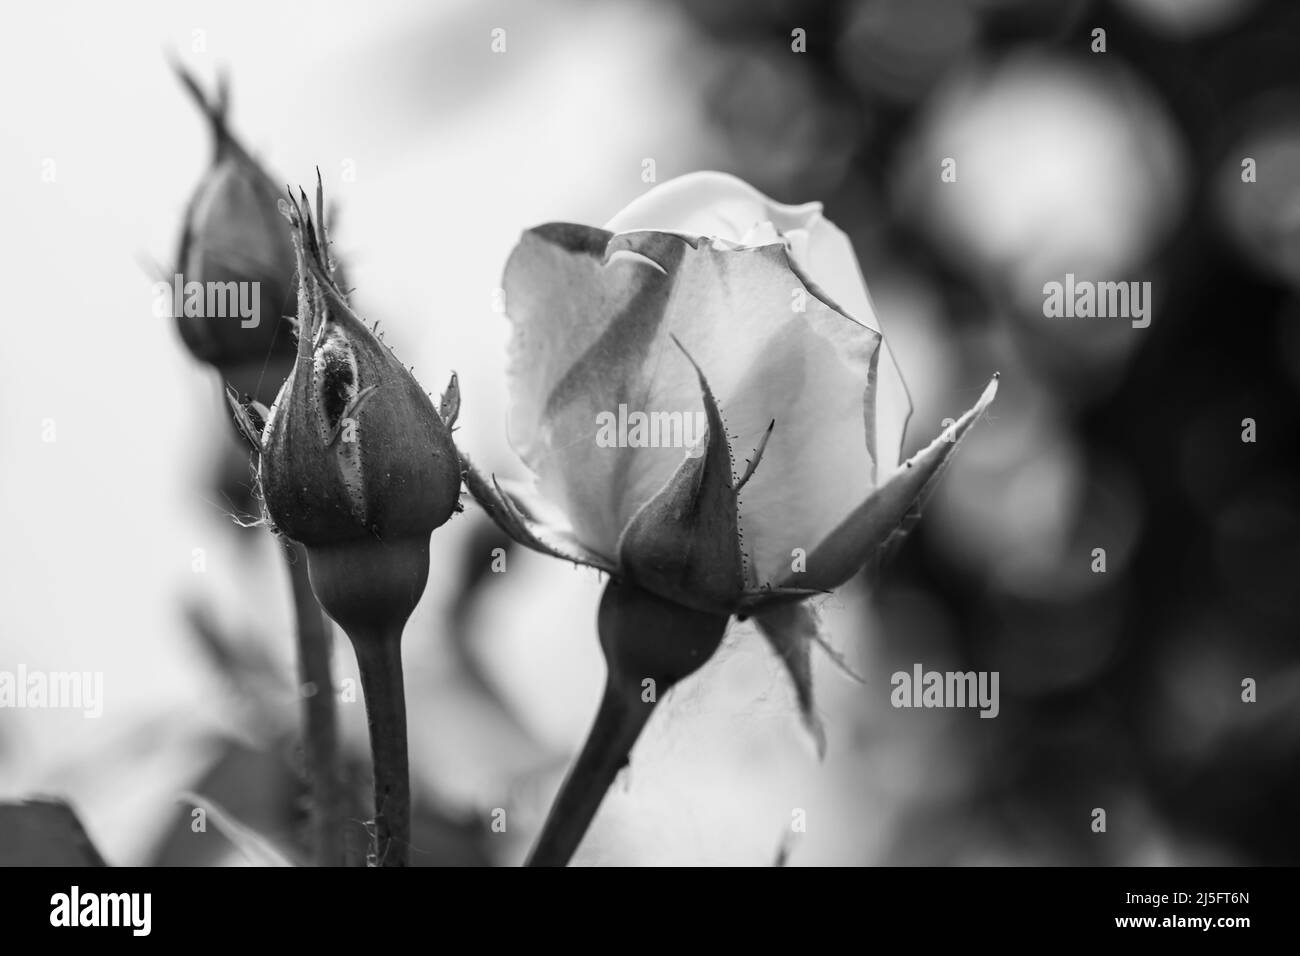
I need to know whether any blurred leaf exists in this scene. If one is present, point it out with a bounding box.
[180,791,295,867]
[0,798,107,866]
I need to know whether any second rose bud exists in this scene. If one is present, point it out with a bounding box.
[232,184,463,636]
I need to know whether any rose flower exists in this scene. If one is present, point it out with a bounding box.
[463,171,998,865]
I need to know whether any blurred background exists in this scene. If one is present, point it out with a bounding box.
[1,0,1298,865]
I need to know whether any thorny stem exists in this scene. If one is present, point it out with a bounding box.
[525,680,655,867]
[351,627,411,867]
[305,538,428,868]
[526,579,728,867]
[284,543,347,867]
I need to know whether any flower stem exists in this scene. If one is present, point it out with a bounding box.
[304,538,428,868]
[283,543,346,867]
[351,628,410,867]
[525,579,729,867]
[525,680,654,867]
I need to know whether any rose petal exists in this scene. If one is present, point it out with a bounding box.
[605,171,912,475]
[504,225,885,578]
[603,170,823,244]
[780,375,999,591]
[721,303,884,587]
[784,222,911,476]
[460,451,618,574]
[503,223,684,556]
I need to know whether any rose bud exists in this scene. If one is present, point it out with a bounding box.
[230,183,461,866]
[464,171,998,865]
[171,65,299,407]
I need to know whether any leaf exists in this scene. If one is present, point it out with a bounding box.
[439,371,461,428]
[616,337,746,615]
[753,603,827,758]
[225,385,267,452]
[0,798,108,866]
[180,792,295,867]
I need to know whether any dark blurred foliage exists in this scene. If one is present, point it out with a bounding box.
[670,0,1300,863]
[0,800,106,866]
